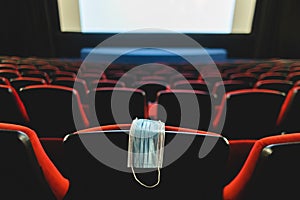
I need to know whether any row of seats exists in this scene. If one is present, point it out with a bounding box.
[1,122,300,200]
[1,56,300,199]
[2,58,300,104]
[1,74,299,105]
[0,58,299,138]
[1,81,300,139]
[2,57,300,83]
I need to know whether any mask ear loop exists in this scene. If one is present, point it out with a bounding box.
[129,120,164,188]
[131,166,161,188]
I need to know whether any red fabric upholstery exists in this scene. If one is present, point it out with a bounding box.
[214,89,284,128]
[0,63,17,70]
[224,133,300,200]
[0,85,30,123]
[0,77,11,85]
[225,140,256,184]
[212,89,285,140]
[20,85,90,135]
[276,86,300,126]
[10,85,30,123]
[0,123,69,200]
[40,138,68,178]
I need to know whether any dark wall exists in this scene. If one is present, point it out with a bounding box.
[0,0,300,59]
[273,0,300,58]
[0,0,54,57]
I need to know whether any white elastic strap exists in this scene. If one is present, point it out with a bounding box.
[131,167,161,188]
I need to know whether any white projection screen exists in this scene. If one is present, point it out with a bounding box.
[57,0,257,34]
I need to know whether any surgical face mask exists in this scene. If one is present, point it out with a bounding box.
[127,118,165,188]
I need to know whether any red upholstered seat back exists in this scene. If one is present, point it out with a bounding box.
[64,124,229,200]
[19,85,89,137]
[224,133,300,200]
[0,123,69,200]
[0,85,29,124]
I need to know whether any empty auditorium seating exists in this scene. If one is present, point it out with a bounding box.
[0,69,20,79]
[213,89,285,139]
[63,124,229,200]
[157,89,212,131]
[78,73,106,88]
[104,69,125,79]
[133,81,168,102]
[22,71,51,83]
[254,80,293,94]
[10,77,47,91]
[18,65,37,73]
[50,71,76,81]
[246,67,269,76]
[229,73,257,87]
[62,65,81,74]
[91,79,126,89]
[287,72,300,83]
[270,68,290,75]
[0,63,17,70]
[258,72,286,80]
[140,75,167,82]
[0,85,29,124]
[19,85,89,137]
[39,65,60,76]
[212,80,251,103]
[223,68,242,79]
[277,86,300,133]
[290,66,300,73]
[224,140,256,185]
[199,75,229,87]
[109,73,137,86]
[224,133,300,200]
[294,80,300,86]
[172,80,209,92]
[2,54,300,199]
[0,123,69,200]
[89,87,147,126]
[169,73,199,83]
[0,77,10,85]
[51,77,89,104]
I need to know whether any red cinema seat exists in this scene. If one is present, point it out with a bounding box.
[287,72,300,83]
[133,81,168,103]
[19,85,89,137]
[157,89,212,131]
[172,80,210,92]
[89,87,147,126]
[10,77,47,91]
[0,123,69,200]
[22,71,51,83]
[0,85,29,125]
[91,79,126,89]
[51,77,89,104]
[0,69,20,80]
[0,77,10,86]
[63,124,229,200]
[230,73,257,87]
[254,79,293,94]
[258,72,286,81]
[224,133,300,200]
[277,86,300,133]
[213,89,285,139]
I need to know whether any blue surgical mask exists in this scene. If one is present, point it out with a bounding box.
[128,118,165,169]
[127,118,165,188]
